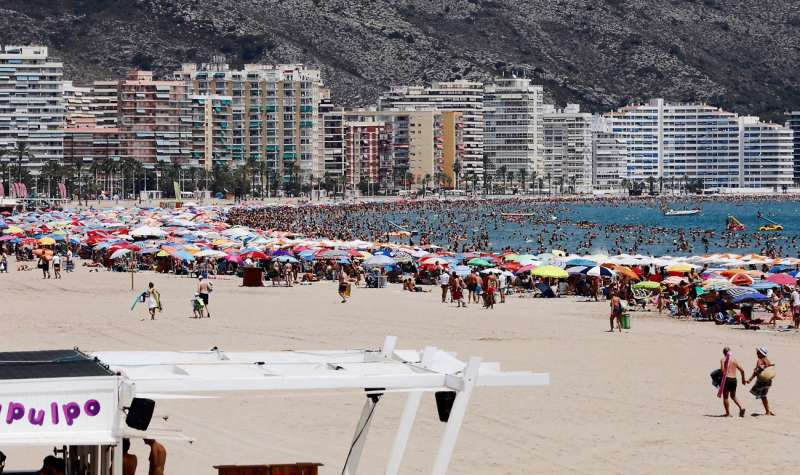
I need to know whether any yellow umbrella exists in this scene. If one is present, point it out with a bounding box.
[614,265,641,281]
[156,250,170,257]
[532,265,568,279]
[666,264,694,273]
[52,229,67,235]
[4,225,23,234]
[38,237,56,246]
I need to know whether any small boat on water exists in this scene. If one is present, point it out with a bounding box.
[757,216,783,232]
[663,208,701,216]
[726,215,746,232]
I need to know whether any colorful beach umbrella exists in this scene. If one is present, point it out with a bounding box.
[532,265,568,279]
[633,281,661,290]
[766,273,797,287]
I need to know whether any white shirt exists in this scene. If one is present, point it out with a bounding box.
[52,255,61,265]
[792,290,800,307]
[439,273,450,286]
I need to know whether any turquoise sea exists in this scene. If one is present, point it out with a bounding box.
[371,200,800,256]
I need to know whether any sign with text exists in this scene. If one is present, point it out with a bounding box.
[0,377,120,446]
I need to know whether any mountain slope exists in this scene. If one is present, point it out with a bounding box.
[1,0,799,119]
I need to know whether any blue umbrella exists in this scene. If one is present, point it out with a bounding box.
[769,265,795,274]
[730,292,769,304]
[566,258,597,267]
[749,281,780,291]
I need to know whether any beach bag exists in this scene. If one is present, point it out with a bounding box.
[757,366,776,382]
[710,369,723,388]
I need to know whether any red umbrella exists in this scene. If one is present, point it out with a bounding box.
[766,273,797,287]
[240,250,269,260]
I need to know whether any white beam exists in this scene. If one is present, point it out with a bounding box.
[343,396,380,475]
[431,357,481,475]
[385,346,436,475]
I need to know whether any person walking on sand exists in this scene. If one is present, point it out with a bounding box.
[744,347,775,416]
[338,267,351,303]
[439,270,450,303]
[609,293,623,332]
[146,282,162,320]
[52,253,62,279]
[196,275,212,318]
[450,271,467,308]
[718,347,747,417]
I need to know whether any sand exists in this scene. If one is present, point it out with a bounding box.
[2,263,798,474]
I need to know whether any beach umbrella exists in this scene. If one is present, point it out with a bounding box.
[240,250,269,261]
[365,255,396,267]
[720,268,747,277]
[467,257,492,267]
[480,268,503,275]
[3,225,23,234]
[515,264,535,275]
[633,281,661,290]
[566,258,597,267]
[565,266,589,275]
[532,265,568,279]
[585,266,615,277]
[750,281,781,291]
[729,273,754,286]
[421,256,450,266]
[454,265,471,277]
[38,236,56,246]
[275,255,299,263]
[662,276,688,286]
[768,264,795,274]
[109,249,131,260]
[666,264,695,273]
[766,273,797,287]
[703,279,736,291]
[614,266,641,281]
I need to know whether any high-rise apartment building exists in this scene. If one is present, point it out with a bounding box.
[606,99,792,189]
[379,81,483,181]
[175,61,324,184]
[117,70,192,166]
[541,104,594,193]
[786,111,800,183]
[319,108,463,192]
[484,78,543,185]
[91,81,119,128]
[0,46,65,167]
[591,117,628,191]
[739,117,793,189]
[607,99,742,188]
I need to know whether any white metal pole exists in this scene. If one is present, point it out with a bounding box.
[431,357,482,475]
[385,391,422,475]
[343,396,379,475]
[385,346,436,475]
[112,442,123,475]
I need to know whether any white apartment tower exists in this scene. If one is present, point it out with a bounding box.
[0,46,65,167]
[591,116,628,191]
[541,104,593,193]
[484,78,543,186]
[786,111,800,183]
[175,61,324,184]
[608,99,742,188]
[738,117,794,189]
[379,81,484,179]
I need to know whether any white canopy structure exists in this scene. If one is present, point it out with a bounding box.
[0,339,547,474]
[94,336,548,475]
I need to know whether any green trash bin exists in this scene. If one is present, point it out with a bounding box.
[620,314,631,330]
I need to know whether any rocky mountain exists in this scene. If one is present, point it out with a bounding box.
[1,0,799,119]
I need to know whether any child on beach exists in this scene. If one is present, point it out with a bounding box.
[191,293,206,319]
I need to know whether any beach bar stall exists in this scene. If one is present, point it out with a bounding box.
[0,350,130,475]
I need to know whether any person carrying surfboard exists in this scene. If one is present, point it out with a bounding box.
[146,282,162,320]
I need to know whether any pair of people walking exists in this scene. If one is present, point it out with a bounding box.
[716,346,775,417]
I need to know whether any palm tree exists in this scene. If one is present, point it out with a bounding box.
[545,172,552,195]
[9,142,34,183]
[522,169,530,195]
[507,171,514,194]
[422,174,431,197]
[404,171,413,191]
[569,175,577,194]
[452,159,462,191]
[537,177,544,194]
[40,161,64,198]
[496,165,507,194]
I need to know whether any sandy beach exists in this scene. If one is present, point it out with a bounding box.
[2,261,798,474]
